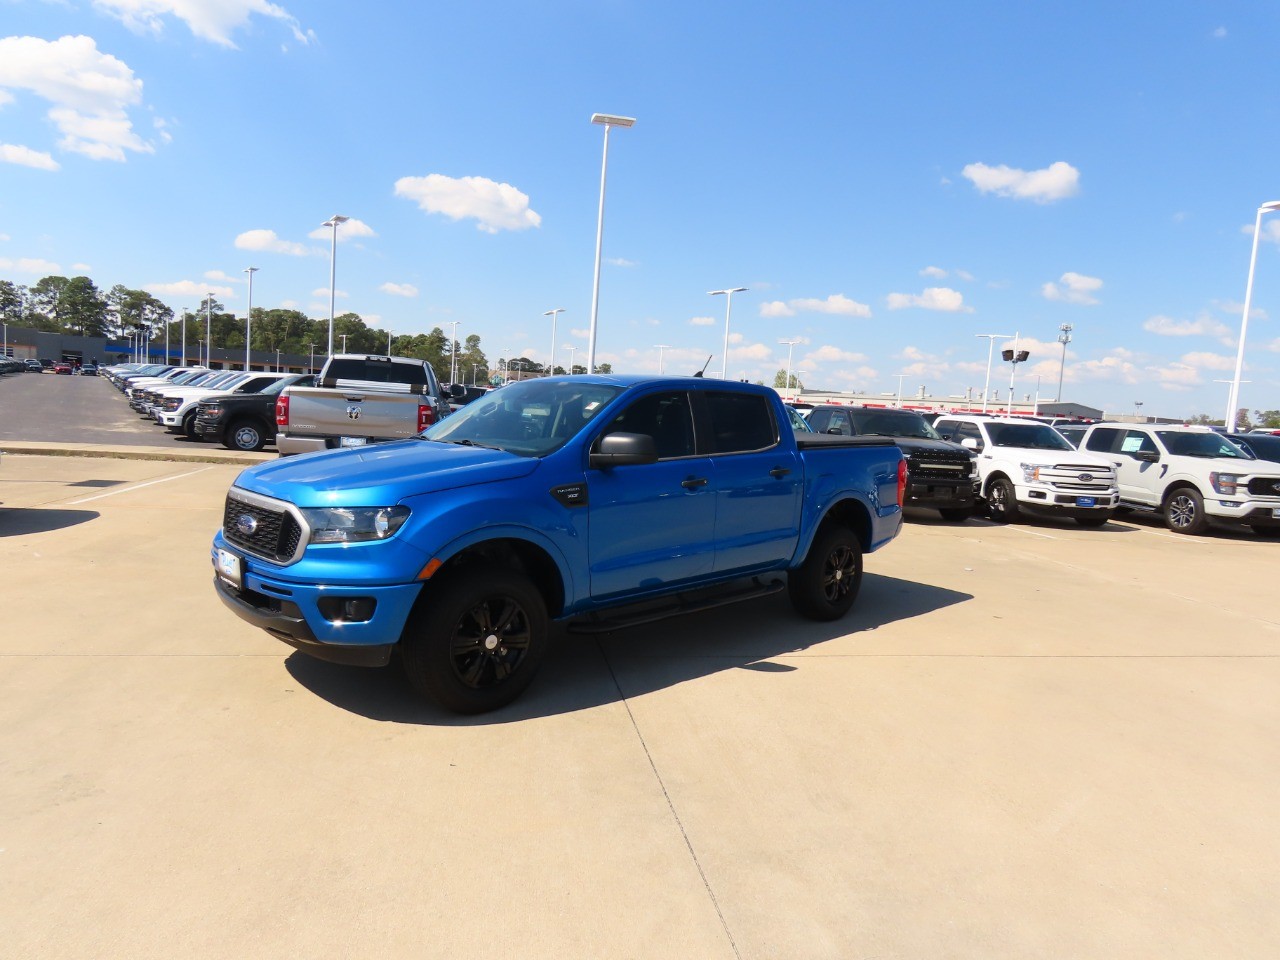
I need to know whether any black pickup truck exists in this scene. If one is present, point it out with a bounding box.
[805,405,978,520]
[193,373,315,451]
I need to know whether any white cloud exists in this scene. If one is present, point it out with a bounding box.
[1248,220,1280,245]
[311,287,347,298]
[607,257,636,267]
[0,257,61,274]
[730,342,773,361]
[0,35,150,163]
[569,328,590,339]
[0,143,59,170]
[72,262,91,271]
[962,160,1081,203]
[93,0,315,48]
[380,282,418,297]
[0,233,8,242]
[920,266,947,279]
[885,287,972,312]
[235,228,313,256]
[806,345,869,364]
[1072,355,1142,385]
[1152,362,1201,389]
[1142,314,1232,340]
[1179,351,1235,371]
[280,299,299,309]
[394,173,541,233]
[204,270,243,283]
[307,217,377,242]
[146,280,234,299]
[1042,271,1102,305]
[760,294,870,318]
[689,315,717,326]
[1213,26,1227,39]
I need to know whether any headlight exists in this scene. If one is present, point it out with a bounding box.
[1020,463,1041,483]
[1210,472,1240,496]
[300,506,410,543]
[201,404,223,419]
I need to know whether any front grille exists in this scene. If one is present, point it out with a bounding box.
[907,450,972,481]
[223,492,303,563]
[1038,462,1116,492]
[1247,476,1280,497]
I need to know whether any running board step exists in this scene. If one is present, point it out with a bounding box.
[567,577,786,634]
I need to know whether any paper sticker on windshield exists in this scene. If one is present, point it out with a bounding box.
[1120,436,1144,452]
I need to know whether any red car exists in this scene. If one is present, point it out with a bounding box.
[53,362,72,375]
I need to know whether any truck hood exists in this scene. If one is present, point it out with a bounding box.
[234,438,540,506]
[886,436,972,458]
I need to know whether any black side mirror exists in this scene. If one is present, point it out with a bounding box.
[590,432,658,469]
[448,383,468,398]
[1136,450,1160,463]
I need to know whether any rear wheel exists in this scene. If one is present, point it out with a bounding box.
[787,524,863,621]
[401,569,549,714]
[224,419,266,452]
[986,478,1020,523]
[1164,487,1209,535]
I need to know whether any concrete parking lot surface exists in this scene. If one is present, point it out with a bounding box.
[1,451,1278,959]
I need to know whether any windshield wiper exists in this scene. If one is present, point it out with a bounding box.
[442,438,503,450]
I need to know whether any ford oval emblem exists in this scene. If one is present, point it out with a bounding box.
[235,514,259,537]
[347,405,361,420]
[1273,481,1280,494]
[1078,473,1094,482]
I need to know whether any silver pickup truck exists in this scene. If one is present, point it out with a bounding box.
[275,354,451,456]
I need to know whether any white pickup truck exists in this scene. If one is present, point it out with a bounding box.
[933,415,1118,526]
[275,354,453,457]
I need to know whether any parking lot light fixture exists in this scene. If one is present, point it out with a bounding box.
[448,320,461,383]
[1227,200,1280,429]
[544,309,565,376]
[566,344,577,375]
[653,343,671,375]
[243,267,258,371]
[975,332,1012,414]
[206,294,214,368]
[1002,332,1030,415]
[710,287,748,379]
[1055,323,1073,402]
[322,215,349,360]
[588,113,635,374]
[778,338,801,398]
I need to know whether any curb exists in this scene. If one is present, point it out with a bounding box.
[0,440,275,466]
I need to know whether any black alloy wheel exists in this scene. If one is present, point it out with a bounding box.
[788,523,863,621]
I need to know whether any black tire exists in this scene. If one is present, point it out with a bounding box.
[400,568,548,714]
[986,478,1020,523]
[181,411,199,439]
[787,523,863,621]
[938,506,972,522]
[1250,525,1280,538]
[1075,514,1112,528]
[1164,487,1209,535]
[224,419,266,452]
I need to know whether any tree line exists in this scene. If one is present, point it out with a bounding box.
[0,274,614,384]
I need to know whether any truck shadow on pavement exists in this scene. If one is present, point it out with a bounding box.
[0,507,100,536]
[283,572,971,726]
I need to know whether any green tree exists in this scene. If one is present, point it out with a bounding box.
[1254,410,1280,429]
[1234,408,1252,432]
[107,285,170,342]
[28,275,70,331]
[772,368,804,391]
[0,280,28,323]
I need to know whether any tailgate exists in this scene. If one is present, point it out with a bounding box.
[282,386,426,442]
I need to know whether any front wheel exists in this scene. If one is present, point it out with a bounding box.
[1250,525,1280,538]
[401,569,549,714]
[986,478,1020,523]
[788,524,863,621]
[224,419,266,452]
[1164,487,1209,535]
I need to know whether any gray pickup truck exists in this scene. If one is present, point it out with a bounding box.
[275,354,452,456]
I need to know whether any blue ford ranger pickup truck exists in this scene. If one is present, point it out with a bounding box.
[212,376,906,713]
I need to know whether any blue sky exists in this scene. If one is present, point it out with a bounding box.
[3,1,1280,418]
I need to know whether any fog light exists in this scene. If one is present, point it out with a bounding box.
[318,597,377,623]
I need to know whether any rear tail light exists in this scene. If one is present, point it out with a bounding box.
[417,404,434,431]
[897,458,908,508]
[275,395,289,427]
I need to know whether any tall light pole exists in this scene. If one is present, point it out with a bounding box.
[976,333,1012,414]
[448,320,461,384]
[544,308,564,376]
[710,287,748,379]
[322,214,349,359]
[1227,201,1280,430]
[205,294,213,368]
[1002,332,1030,415]
[587,112,636,375]
[308,343,315,374]
[778,338,801,398]
[243,266,258,371]
[340,333,348,354]
[653,343,671,375]
[893,374,908,408]
[164,309,170,365]
[566,344,577,375]
[1055,323,1073,401]
[1215,378,1251,428]
[181,307,187,366]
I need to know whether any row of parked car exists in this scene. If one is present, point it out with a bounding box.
[102,362,314,451]
[791,403,1280,538]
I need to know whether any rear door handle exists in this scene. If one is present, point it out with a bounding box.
[681,477,708,489]
[769,467,792,478]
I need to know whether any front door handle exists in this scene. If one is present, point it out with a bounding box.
[681,477,708,489]
[769,467,792,478]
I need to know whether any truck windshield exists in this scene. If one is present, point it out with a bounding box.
[986,422,1074,450]
[1156,431,1249,459]
[422,379,623,456]
[846,409,941,439]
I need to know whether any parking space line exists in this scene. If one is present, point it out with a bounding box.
[65,465,217,504]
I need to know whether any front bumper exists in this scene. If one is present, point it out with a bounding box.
[1014,482,1118,511]
[1204,499,1280,526]
[906,479,978,510]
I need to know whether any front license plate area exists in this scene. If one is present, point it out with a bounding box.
[1076,496,1097,507]
[215,548,243,589]
[1272,508,1280,519]
[339,436,367,448]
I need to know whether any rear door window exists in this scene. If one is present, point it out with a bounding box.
[702,392,778,454]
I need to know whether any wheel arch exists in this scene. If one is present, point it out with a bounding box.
[428,536,567,619]
[983,470,1011,496]
[812,496,872,553]
[1161,480,1203,506]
